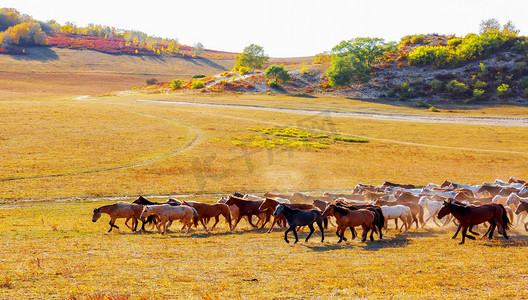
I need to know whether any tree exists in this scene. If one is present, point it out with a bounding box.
[479,18,501,34]
[193,42,204,57]
[327,37,395,86]
[264,64,291,85]
[234,44,269,72]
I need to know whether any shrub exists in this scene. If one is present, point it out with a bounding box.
[191,80,205,89]
[415,98,431,108]
[145,78,158,85]
[301,67,308,74]
[268,79,280,88]
[446,80,468,94]
[496,83,510,97]
[410,35,425,45]
[429,106,440,112]
[521,77,528,89]
[238,66,251,75]
[429,79,442,92]
[398,81,413,100]
[192,74,206,79]
[474,80,487,89]
[473,88,485,99]
[333,136,369,143]
[265,65,291,83]
[478,62,489,78]
[407,45,455,68]
[171,79,183,89]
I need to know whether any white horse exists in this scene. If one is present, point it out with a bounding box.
[380,205,411,233]
[494,179,524,189]
[420,188,459,198]
[418,196,449,227]
[506,193,528,227]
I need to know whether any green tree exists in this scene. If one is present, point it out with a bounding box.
[327,37,395,86]
[234,44,269,72]
[264,64,291,84]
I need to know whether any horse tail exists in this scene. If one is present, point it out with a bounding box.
[377,208,385,231]
[190,207,199,228]
[222,204,232,230]
[323,216,329,229]
[499,204,512,230]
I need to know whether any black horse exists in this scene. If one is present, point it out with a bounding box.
[335,201,385,240]
[273,204,324,244]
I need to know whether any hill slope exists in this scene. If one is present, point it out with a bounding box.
[0,47,235,100]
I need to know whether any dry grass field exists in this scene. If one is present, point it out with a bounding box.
[1,198,527,299]
[2,50,528,298]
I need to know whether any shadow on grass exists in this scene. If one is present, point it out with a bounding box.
[10,47,59,62]
[481,235,528,248]
[130,226,268,239]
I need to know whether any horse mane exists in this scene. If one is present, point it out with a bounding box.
[331,204,350,215]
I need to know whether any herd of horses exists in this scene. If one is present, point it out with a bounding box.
[92,177,528,245]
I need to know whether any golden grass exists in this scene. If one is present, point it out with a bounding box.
[2,95,528,199]
[0,198,527,299]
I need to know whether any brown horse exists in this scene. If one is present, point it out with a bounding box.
[225,196,271,230]
[140,205,197,234]
[323,204,377,243]
[181,200,232,231]
[259,198,316,232]
[379,181,415,189]
[437,200,511,244]
[92,202,144,232]
[477,184,519,197]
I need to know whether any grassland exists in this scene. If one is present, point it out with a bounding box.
[1,198,527,299]
[2,51,528,298]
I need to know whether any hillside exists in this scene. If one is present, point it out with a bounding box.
[0,47,235,100]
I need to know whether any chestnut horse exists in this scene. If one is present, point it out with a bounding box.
[259,198,317,232]
[334,200,385,239]
[273,204,324,244]
[92,202,143,232]
[180,200,232,231]
[323,204,377,243]
[140,204,197,234]
[224,196,271,230]
[437,200,511,244]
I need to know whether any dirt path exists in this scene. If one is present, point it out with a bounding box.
[125,99,528,127]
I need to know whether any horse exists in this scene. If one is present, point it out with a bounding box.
[258,198,316,232]
[506,193,528,227]
[224,196,271,230]
[379,204,411,232]
[437,200,511,244]
[262,192,292,199]
[273,204,324,244]
[322,204,377,243]
[508,177,526,184]
[139,204,197,234]
[323,192,366,201]
[375,199,424,229]
[334,200,385,239]
[476,184,519,197]
[378,181,415,190]
[131,196,179,231]
[418,196,450,227]
[92,202,144,232]
[514,198,528,232]
[180,200,232,231]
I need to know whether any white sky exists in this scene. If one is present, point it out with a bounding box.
[3,0,528,57]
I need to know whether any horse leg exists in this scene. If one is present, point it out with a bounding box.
[284,226,292,243]
[260,212,271,229]
[267,217,278,233]
[108,219,119,233]
[166,220,173,232]
[468,225,479,236]
[459,226,468,245]
[305,224,315,242]
[349,227,355,240]
[337,227,345,243]
[247,215,259,228]
[210,216,220,231]
[337,229,347,242]
[452,225,461,239]
[316,219,324,242]
[360,225,368,242]
[231,215,243,231]
[292,227,300,244]
[394,218,398,230]
[199,218,209,232]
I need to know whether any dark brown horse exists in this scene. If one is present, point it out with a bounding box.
[437,200,511,244]
[273,204,324,244]
[334,200,385,239]
[225,196,271,230]
[259,198,316,232]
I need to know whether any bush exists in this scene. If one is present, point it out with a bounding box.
[238,66,251,75]
[407,45,455,68]
[191,80,205,89]
[398,81,413,100]
[145,78,158,85]
[521,77,528,89]
[265,65,291,83]
[171,79,183,89]
[446,80,468,94]
[410,35,425,45]
[301,67,308,74]
[268,79,280,88]
[478,62,489,78]
[473,88,485,99]
[333,136,369,143]
[429,106,440,112]
[415,98,431,108]
[192,74,206,79]
[474,80,487,89]
[496,83,510,97]
[429,79,442,92]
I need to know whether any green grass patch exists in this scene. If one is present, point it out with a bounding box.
[333,136,369,143]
